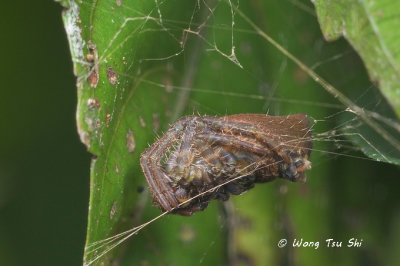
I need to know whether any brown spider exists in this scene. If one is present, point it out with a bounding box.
[140,114,312,216]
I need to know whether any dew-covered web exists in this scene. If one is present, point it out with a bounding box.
[74,0,400,265]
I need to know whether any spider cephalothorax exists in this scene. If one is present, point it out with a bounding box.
[140,114,312,215]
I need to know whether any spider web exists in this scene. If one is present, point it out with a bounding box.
[66,0,400,265]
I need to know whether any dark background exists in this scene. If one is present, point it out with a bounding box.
[0,1,90,265]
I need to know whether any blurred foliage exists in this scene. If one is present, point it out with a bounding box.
[312,0,400,167]
[313,0,400,115]
[1,1,400,266]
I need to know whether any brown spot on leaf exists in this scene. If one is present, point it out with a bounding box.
[139,116,146,128]
[110,201,117,220]
[87,41,99,88]
[107,67,118,85]
[105,113,111,127]
[88,71,98,87]
[87,98,100,109]
[126,129,136,153]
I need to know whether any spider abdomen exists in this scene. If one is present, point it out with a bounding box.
[164,142,278,206]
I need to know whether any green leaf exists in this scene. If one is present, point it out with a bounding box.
[62,1,229,264]
[312,0,400,116]
[337,90,400,166]
[311,0,400,165]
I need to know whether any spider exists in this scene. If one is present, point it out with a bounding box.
[140,113,312,216]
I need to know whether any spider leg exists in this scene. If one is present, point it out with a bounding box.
[140,116,195,212]
[200,117,288,160]
[200,116,312,163]
[196,134,267,156]
[140,144,178,211]
[197,130,309,182]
